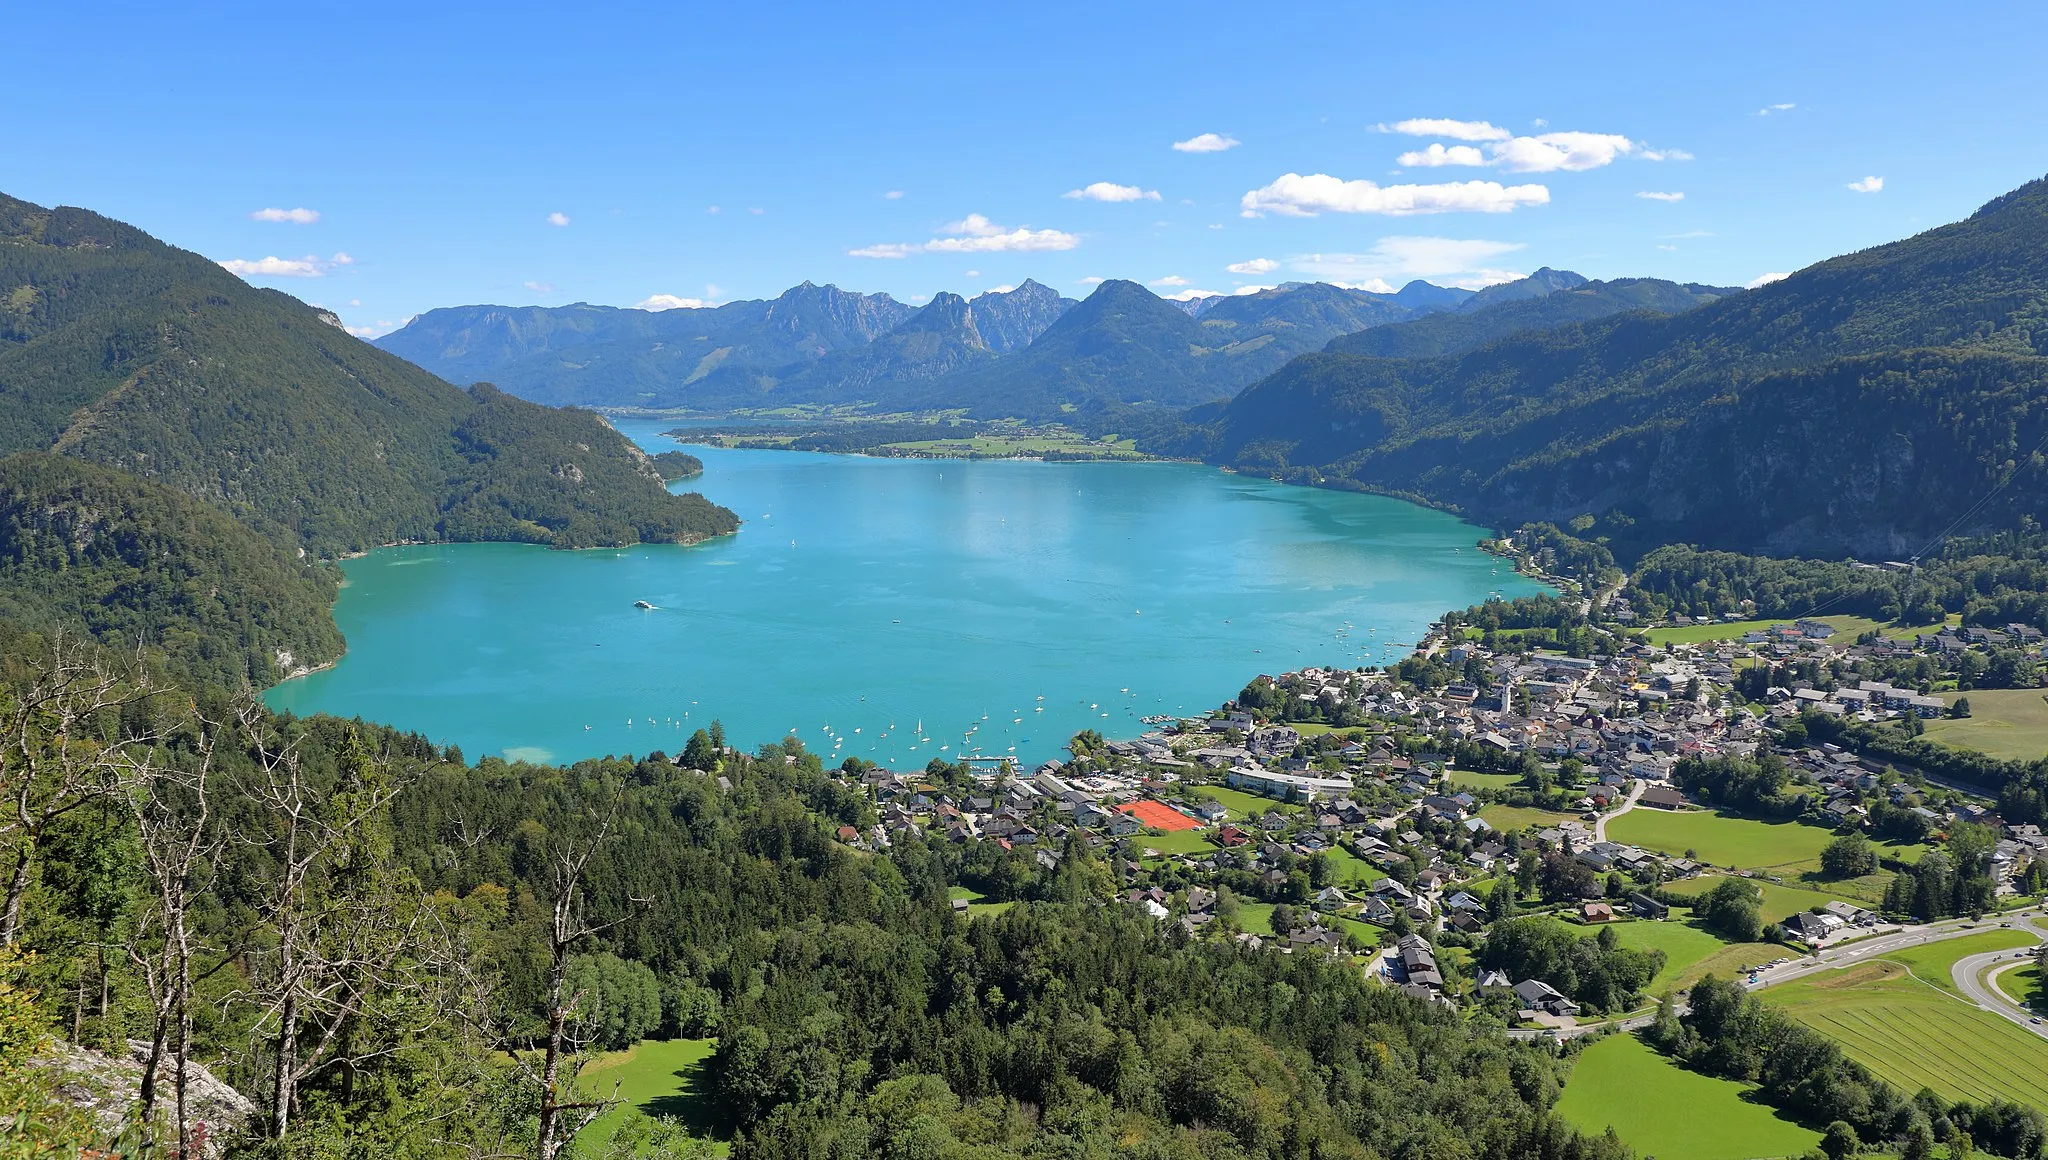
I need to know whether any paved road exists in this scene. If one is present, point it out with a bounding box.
[1508,909,2048,1042]
[1948,915,2046,1039]
[1593,779,1645,843]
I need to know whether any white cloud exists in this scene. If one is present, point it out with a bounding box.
[1226,257,1280,275]
[1150,275,1190,286]
[217,252,352,278]
[635,294,716,311]
[1290,236,1527,290]
[986,284,1015,294]
[1076,275,1105,285]
[1240,175,1548,217]
[748,207,765,215]
[964,269,980,278]
[545,211,570,227]
[849,213,1080,258]
[1847,175,1884,193]
[1064,181,1161,202]
[343,321,398,338]
[1490,132,1636,173]
[250,206,319,224]
[1171,132,1240,153]
[1231,284,1274,295]
[1667,229,1715,238]
[1330,277,1399,294]
[1638,147,1694,162]
[1378,118,1511,141]
[1160,287,1221,301]
[1398,143,1488,168]
[524,280,555,294]
[1746,271,1790,288]
[348,298,361,306]
[706,205,722,214]
[1657,244,1678,251]
[884,190,905,199]
[1636,190,1685,202]
[1757,102,1797,116]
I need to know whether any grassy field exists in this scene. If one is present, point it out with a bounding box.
[1554,1034,1821,1160]
[1237,900,1277,937]
[1924,688,2048,762]
[1607,810,1836,874]
[1325,845,1388,886]
[1640,614,1929,648]
[1447,769,1522,792]
[1993,964,2043,1011]
[948,885,1018,918]
[1665,875,1860,923]
[1139,829,1217,857]
[1186,785,1301,819]
[575,1038,723,1155]
[1764,961,2048,1109]
[1477,803,1581,833]
[1607,914,1766,994]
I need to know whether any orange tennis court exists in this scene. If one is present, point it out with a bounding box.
[1119,800,1201,831]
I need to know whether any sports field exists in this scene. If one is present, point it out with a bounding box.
[1924,688,2048,762]
[1120,799,1200,831]
[1763,961,2048,1109]
[575,1037,724,1155]
[1607,810,1834,874]
[1555,1034,1821,1160]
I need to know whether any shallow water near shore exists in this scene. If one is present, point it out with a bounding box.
[265,420,1544,767]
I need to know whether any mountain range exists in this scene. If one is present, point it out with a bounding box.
[1186,173,2048,558]
[377,268,1733,418]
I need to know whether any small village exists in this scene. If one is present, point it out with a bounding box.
[815,603,2048,1034]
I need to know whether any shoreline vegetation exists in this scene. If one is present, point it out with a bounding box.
[657,412,1158,463]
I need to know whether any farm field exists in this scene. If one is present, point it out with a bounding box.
[1477,803,1580,833]
[575,1037,723,1155]
[1763,961,2048,1109]
[1607,809,1835,874]
[1554,1034,1821,1160]
[1925,688,2048,762]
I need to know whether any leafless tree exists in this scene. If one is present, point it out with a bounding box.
[125,707,227,1158]
[229,711,432,1141]
[0,634,163,946]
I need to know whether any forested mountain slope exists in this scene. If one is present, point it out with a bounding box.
[0,454,343,687]
[0,192,735,557]
[1194,173,2048,557]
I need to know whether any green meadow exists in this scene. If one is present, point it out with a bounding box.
[1555,1034,1821,1160]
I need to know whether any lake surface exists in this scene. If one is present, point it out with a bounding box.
[265,420,1545,768]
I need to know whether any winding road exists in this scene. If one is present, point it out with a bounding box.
[1593,778,1646,843]
[1948,915,2046,1039]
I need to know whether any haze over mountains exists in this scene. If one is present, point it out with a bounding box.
[377,268,1738,417]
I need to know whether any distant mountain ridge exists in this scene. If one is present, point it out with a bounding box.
[377,272,1577,417]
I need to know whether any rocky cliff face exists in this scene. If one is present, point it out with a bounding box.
[36,1039,256,1157]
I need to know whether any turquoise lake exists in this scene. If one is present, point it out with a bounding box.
[265,420,1545,768]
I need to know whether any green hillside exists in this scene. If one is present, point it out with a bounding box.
[1194,173,2048,557]
[0,453,343,687]
[0,190,736,557]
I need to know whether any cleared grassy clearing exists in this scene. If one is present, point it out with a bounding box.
[575,1038,724,1155]
[1665,875,1863,923]
[1325,846,1388,886]
[1447,769,1522,792]
[1640,614,1927,648]
[1880,929,2038,997]
[1764,961,2048,1109]
[1185,785,1301,819]
[948,885,1017,918]
[1554,1034,1821,1160]
[1925,688,2048,762]
[1139,829,1217,857]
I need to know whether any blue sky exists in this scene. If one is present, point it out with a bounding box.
[7,1,2046,336]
